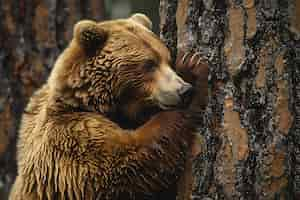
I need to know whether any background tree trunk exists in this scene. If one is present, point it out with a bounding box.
[0,1,105,199]
[160,0,300,199]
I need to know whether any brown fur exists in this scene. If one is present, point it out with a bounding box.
[10,14,207,200]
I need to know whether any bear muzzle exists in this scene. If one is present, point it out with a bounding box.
[153,66,193,109]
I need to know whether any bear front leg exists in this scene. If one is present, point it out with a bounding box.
[88,110,200,199]
[175,52,209,200]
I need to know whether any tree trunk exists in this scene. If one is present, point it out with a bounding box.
[160,0,300,199]
[0,1,105,199]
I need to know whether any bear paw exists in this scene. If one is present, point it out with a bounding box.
[175,51,209,85]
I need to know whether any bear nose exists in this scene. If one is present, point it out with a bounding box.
[178,83,194,100]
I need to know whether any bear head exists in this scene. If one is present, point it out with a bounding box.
[48,14,192,127]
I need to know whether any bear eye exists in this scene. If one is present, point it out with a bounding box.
[143,59,156,71]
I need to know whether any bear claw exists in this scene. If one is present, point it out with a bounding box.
[175,51,208,85]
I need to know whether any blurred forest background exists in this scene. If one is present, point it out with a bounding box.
[1,0,300,200]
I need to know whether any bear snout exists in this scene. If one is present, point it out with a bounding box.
[153,66,194,109]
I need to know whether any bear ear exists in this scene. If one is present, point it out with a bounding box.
[74,20,107,51]
[130,13,152,30]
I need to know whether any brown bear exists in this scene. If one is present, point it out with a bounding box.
[9,14,208,200]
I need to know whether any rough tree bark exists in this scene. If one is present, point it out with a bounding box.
[0,1,105,199]
[160,0,300,199]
